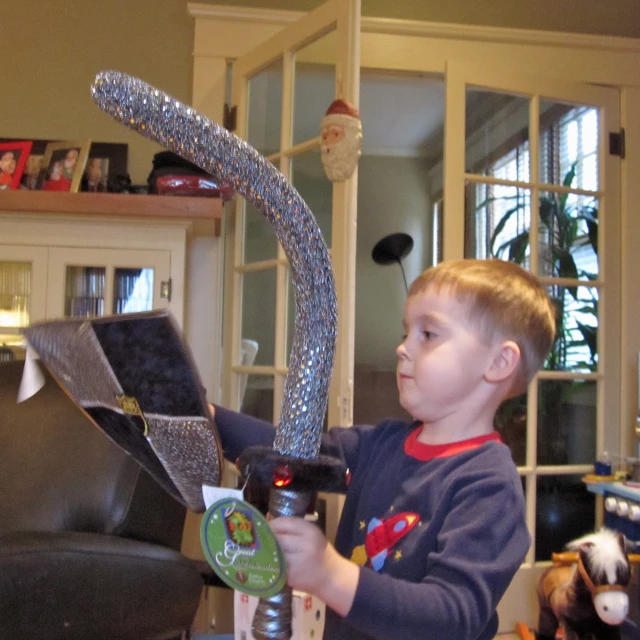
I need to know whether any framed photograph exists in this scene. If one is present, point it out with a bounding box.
[81,142,128,192]
[0,141,33,190]
[82,156,110,192]
[0,138,128,191]
[39,140,91,193]
[22,154,44,190]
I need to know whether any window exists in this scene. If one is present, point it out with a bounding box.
[473,106,599,371]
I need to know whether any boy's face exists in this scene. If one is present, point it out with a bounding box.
[396,286,497,424]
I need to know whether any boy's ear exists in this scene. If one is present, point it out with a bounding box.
[485,340,520,384]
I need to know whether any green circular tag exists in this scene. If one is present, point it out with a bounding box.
[200,497,286,597]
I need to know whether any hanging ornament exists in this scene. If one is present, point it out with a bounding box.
[320,99,362,182]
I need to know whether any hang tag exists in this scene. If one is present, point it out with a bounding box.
[201,497,286,598]
[17,344,45,403]
[202,484,245,509]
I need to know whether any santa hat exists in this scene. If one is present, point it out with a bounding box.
[323,99,360,120]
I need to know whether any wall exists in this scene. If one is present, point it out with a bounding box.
[1,0,195,185]
[3,0,640,185]
[356,155,431,369]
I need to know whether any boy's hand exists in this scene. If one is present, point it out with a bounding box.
[270,516,359,617]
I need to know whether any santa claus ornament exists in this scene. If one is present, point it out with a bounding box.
[320,99,362,182]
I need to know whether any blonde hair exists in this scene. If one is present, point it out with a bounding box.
[408,259,556,395]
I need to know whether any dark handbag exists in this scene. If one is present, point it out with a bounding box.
[23,310,222,512]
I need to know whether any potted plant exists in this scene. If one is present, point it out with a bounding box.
[485,166,600,557]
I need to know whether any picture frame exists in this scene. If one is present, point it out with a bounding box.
[38,140,91,193]
[0,141,33,190]
[0,139,128,191]
[81,142,128,192]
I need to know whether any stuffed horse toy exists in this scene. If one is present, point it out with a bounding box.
[537,529,631,640]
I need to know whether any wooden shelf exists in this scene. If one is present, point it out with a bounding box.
[0,190,224,234]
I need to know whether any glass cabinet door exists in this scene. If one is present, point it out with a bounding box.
[0,246,48,361]
[47,247,170,319]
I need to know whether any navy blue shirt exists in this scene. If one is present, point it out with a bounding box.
[214,406,530,640]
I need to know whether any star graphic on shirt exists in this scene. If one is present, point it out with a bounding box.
[389,505,395,513]
[359,521,366,530]
[394,550,402,561]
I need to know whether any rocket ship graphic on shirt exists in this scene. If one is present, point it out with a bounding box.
[351,512,420,571]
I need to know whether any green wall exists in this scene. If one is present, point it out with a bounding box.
[2,0,638,184]
[1,0,194,185]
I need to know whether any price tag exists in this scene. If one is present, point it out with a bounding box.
[200,497,286,598]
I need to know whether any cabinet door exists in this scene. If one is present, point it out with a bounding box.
[0,245,48,361]
[46,247,171,319]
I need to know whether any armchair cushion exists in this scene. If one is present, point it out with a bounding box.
[0,360,204,640]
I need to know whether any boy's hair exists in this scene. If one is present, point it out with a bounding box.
[408,259,556,395]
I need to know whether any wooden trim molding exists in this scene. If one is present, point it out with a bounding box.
[188,3,640,54]
[0,192,223,235]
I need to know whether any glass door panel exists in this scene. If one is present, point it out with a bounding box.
[465,88,530,179]
[242,373,275,422]
[446,61,620,628]
[229,0,361,435]
[293,30,336,147]
[353,70,445,425]
[0,262,31,327]
[247,59,283,155]
[47,247,170,319]
[244,203,279,263]
[0,261,32,362]
[540,100,599,190]
[113,268,154,314]
[290,150,332,249]
[535,474,596,562]
[64,266,105,317]
[0,246,48,362]
[537,379,597,467]
[241,268,276,368]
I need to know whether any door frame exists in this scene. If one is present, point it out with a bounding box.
[189,1,640,459]
[190,5,640,630]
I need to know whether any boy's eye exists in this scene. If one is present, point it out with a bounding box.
[423,331,433,340]
[401,333,407,342]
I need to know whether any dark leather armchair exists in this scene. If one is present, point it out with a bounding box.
[0,360,204,640]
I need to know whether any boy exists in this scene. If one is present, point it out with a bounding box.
[212,258,556,640]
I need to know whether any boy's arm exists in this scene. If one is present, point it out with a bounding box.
[210,404,275,462]
[211,402,374,471]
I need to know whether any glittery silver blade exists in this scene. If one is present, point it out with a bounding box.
[91,71,337,460]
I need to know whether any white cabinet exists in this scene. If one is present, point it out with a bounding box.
[45,246,171,319]
[0,245,48,361]
[0,238,176,361]
[0,192,223,368]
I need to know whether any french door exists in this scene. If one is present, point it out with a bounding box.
[222,4,622,631]
[444,61,621,628]
[224,0,360,432]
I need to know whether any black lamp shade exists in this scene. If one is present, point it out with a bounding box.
[372,233,414,265]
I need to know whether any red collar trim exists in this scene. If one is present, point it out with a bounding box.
[404,425,502,461]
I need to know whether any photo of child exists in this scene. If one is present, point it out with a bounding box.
[0,141,32,190]
[22,154,43,190]
[0,152,17,189]
[39,140,90,192]
[82,157,109,192]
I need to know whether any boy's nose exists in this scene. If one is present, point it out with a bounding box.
[396,342,408,359]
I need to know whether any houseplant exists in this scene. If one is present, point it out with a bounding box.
[484,166,600,557]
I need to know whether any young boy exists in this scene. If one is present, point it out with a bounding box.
[211,258,556,640]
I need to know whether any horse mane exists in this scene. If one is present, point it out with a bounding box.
[566,529,630,587]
